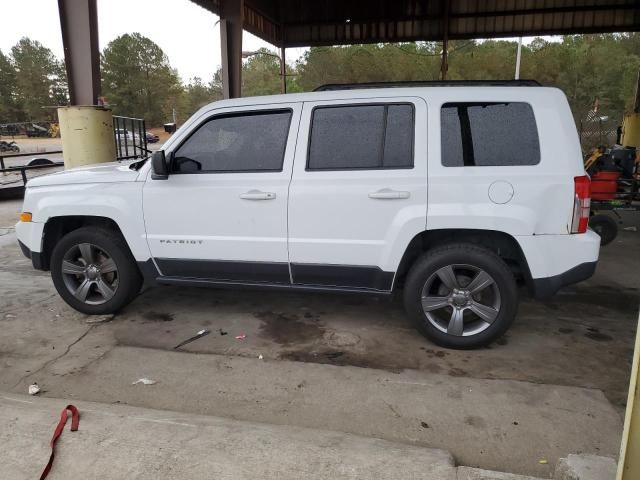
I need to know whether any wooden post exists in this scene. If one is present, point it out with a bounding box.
[634,70,640,114]
[280,46,287,94]
[440,0,450,81]
[57,0,101,105]
[220,0,243,99]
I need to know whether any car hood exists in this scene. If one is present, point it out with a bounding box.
[27,161,141,187]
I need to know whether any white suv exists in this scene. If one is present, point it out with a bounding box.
[16,81,600,348]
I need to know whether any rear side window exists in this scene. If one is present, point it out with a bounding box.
[172,110,291,173]
[441,102,540,167]
[307,104,414,170]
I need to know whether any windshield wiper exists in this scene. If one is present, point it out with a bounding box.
[129,157,149,171]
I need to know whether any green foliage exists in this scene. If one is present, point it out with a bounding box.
[242,49,283,96]
[101,33,183,126]
[0,50,19,121]
[3,33,640,129]
[10,38,67,121]
[296,43,442,91]
[180,77,222,118]
[294,34,640,126]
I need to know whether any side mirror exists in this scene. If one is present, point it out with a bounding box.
[151,150,169,180]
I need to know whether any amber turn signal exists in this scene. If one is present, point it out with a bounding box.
[19,212,32,222]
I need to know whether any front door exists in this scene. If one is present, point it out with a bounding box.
[143,103,301,284]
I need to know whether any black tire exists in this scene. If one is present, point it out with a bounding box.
[403,243,518,349]
[589,214,617,246]
[50,227,142,315]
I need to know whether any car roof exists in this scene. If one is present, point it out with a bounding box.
[205,85,563,110]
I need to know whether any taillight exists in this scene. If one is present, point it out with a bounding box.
[571,175,591,234]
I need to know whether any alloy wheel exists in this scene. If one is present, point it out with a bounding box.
[420,264,501,337]
[61,243,119,305]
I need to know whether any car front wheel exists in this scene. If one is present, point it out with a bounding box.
[50,227,142,315]
[403,243,518,349]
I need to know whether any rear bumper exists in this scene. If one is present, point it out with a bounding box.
[516,230,600,299]
[18,239,46,270]
[530,261,597,298]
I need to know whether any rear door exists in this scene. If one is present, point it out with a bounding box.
[288,97,428,291]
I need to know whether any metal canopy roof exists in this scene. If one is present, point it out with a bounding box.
[192,0,640,47]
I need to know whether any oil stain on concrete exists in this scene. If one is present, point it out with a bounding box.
[256,311,325,345]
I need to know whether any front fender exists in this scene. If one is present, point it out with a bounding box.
[23,182,150,261]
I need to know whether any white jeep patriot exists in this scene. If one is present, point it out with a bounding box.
[16,81,600,348]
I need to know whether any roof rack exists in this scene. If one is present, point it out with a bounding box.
[313,80,542,91]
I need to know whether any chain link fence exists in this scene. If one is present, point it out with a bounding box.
[578,105,621,153]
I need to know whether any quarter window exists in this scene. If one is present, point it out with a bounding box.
[307,104,414,170]
[441,102,540,167]
[172,110,292,173]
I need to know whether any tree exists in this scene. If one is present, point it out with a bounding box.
[11,37,67,121]
[4,33,640,135]
[0,50,19,122]
[242,49,283,96]
[296,43,443,91]
[181,76,221,119]
[101,33,183,126]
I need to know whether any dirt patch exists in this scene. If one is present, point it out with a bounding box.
[464,415,487,428]
[256,311,325,345]
[548,287,640,315]
[142,311,174,322]
[424,348,448,358]
[585,331,614,342]
[279,348,405,373]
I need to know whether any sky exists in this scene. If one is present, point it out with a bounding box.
[2,0,551,84]
[2,0,307,82]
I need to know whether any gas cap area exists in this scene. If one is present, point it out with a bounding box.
[488,180,515,204]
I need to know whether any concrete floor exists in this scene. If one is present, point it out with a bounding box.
[0,198,638,476]
[3,394,460,480]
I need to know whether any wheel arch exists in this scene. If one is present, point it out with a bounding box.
[393,229,532,290]
[41,216,125,271]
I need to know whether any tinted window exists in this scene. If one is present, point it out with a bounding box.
[173,110,291,173]
[308,104,414,170]
[441,102,540,167]
[384,105,414,168]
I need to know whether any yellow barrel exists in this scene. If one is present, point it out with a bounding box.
[621,112,640,149]
[57,106,116,169]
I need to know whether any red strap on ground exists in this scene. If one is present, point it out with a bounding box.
[39,405,80,480]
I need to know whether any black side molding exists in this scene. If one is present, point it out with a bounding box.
[291,263,394,291]
[18,240,46,270]
[138,258,395,293]
[156,276,392,296]
[531,261,597,299]
[138,259,161,286]
[155,258,291,284]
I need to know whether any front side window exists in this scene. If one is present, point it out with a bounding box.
[307,104,414,170]
[441,102,540,167]
[172,110,292,173]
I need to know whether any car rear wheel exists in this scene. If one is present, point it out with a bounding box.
[51,227,142,315]
[589,214,617,246]
[403,243,518,349]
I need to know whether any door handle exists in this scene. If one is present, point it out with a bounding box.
[239,190,276,200]
[368,189,410,200]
